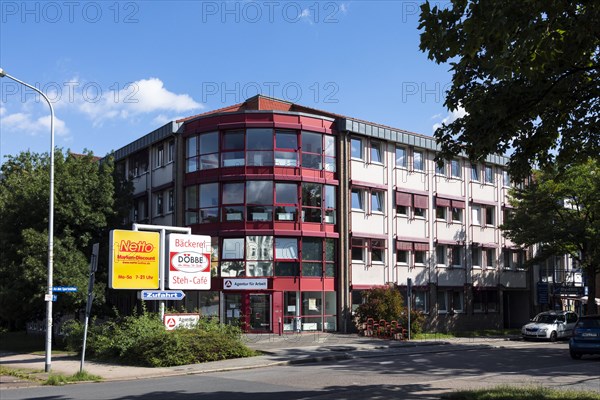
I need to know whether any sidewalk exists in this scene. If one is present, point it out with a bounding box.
[0,334,511,389]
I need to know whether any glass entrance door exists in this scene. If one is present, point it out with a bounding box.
[224,294,242,327]
[249,294,271,332]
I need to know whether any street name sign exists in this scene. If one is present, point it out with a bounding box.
[139,290,185,301]
[52,286,77,292]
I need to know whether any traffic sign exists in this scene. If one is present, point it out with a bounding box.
[139,290,185,301]
[53,286,78,292]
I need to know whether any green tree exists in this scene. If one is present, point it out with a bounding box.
[0,150,118,330]
[419,1,600,180]
[502,159,600,314]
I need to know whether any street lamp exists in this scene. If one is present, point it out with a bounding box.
[0,68,55,372]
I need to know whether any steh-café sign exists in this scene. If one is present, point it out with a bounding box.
[168,233,211,290]
[109,230,160,289]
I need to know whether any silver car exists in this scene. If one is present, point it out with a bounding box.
[521,311,578,341]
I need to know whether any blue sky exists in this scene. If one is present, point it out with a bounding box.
[0,1,458,163]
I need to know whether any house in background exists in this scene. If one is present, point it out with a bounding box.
[110,95,534,333]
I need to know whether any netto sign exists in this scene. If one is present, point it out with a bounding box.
[109,230,160,289]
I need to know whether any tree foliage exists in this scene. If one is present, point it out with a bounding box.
[502,159,600,314]
[0,150,120,329]
[419,1,600,180]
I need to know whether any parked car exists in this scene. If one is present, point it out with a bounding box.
[569,314,600,359]
[521,311,578,341]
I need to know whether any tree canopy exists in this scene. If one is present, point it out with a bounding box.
[419,1,600,180]
[502,159,599,314]
[0,150,120,329]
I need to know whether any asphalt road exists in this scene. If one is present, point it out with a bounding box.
[1,340,599,400]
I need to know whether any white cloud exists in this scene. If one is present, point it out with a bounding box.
[1,111,69,137]
[75,78,203,126]
[432,106,467,133]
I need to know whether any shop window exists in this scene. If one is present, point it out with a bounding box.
[275,130,298,167]
[396,146,407,168]
[351,137,363,160]
[199,131,219,170]
[301,292,323,331]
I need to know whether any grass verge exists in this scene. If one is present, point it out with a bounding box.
[445,385,600,400]
[44,370,102,385]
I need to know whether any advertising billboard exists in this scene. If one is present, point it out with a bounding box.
[109,230,160,289]
[167,233,211,289]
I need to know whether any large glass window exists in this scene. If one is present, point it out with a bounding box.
[275,182,298,221]
[302,238,323,277]
[247,181,273,221]
[199,182,219,223]
[247,128,273,166]
[222,130,245,167]
[199,131,219,170]
[275,130,298,167]
[351,137,363,160]
[302,182,322,222]
[222,183,244,221]
[246,236,273,276]
[302,131,323,169]
[221,238,245,277]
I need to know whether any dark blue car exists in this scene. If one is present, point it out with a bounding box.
[569,314,600,359]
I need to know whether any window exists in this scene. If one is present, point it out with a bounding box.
[413,151,423,171]
[437,289,464,313]
[436,245,446,265]
[302,182,322,222]
[371,240,385,263]
[351,137,363,160]
[246,236,273,276]
[370,141,383,163]
[451,159,461,178]
[395,191,411,216]
[185,186,198,224]
[413,194,428,218]
[221,238,245,277]
[247,181,273,221]
[474,290,498,313]
[485,165,494,183]
[414,291,428,313]
[168,189,174,212]
[301,131,323,169]
[436,206,447,220]
[436,160,445,175]
[275,182,298,222]
[484,205,495,226]
[351,189,364,211]
[471,205,481,225]
[351,238,366,261]
[451,246,463,267]
[503,170,510,187]
[414,207,426,218]
[451,207,463,222]
[156,144,164,167]
[324,185,336,224]
[471,246,481,268]
[414,250,426,265]
[275,130,298,167]
[247,128,273,166]
[199,131,219,170]
[371,191,384,213]
[397,250,408,264]
[302,238,323,277]
[471,164,479,181]
[222,182,245,222]
[275,237,299,277]
[222,130,245,167]
[324,135,336,172]
[167,140,175,163]
[155,192,163,215]
[485,248,495,268]
[199,183,219,223]
[396,146,407,168]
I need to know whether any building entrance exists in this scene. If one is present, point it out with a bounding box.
[222,293,271,332]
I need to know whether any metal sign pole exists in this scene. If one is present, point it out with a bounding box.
[80,243,99,373]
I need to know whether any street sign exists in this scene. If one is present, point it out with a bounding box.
[163,313,200,331]
[139,290,185,301]
[53,286,78,292]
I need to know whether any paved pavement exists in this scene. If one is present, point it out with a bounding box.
[0,333,512,389]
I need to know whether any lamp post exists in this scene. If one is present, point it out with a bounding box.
[0,68,55,372]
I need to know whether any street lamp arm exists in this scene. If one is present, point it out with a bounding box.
[0,67,55,373]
